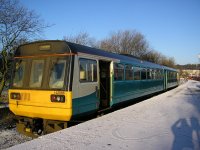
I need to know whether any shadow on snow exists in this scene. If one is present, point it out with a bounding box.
[171,117,200,150]
[171,81,200,150]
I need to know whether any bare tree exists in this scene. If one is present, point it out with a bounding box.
[100,30,149,57]
[0,0,47,96]
[63,30,176,68]
[63,32,99,48]
[142,49,176,67]
[142,50,160,63]
[100,30,177,67]
[164,57,176,68]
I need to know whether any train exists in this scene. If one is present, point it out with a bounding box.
[9,40,179,137]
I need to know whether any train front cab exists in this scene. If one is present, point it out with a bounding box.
[9,42,74,137]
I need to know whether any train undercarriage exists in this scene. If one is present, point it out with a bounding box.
[15,116,67,138]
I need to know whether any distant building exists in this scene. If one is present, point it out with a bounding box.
[182,69,200,77]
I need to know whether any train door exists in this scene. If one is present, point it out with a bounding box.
[164,70,168,90]
[99,60,111,110]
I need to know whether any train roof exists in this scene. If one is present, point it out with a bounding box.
[66,41,177,71]
[16,40,177,72]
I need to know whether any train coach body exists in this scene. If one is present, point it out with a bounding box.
[9,41,178,137]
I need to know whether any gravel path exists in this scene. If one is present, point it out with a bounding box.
[0,108,32,149]
[0,128,32,149]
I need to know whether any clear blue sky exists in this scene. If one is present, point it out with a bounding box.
[20,0,200,65]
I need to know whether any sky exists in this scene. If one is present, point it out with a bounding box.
[20,0,200,65]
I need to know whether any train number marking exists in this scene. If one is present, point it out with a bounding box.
[54,91,65,95]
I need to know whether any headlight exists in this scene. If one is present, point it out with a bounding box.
[50,95,65,103]
[10,93,21,100]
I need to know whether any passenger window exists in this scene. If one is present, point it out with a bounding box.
[169,72,172,79]
[133,67,141,80]
[167,72,170,79]
[156,69,162,79]
[160,70,163,79]
[114,63,124,81]
[79,58,97,82]
[172,72,174,79]
[29,60,44,88]
[141,68,147,80]
[174,72,177,79]
[147,69,152,79]
[125,65,133,80]
[152,69,156,79]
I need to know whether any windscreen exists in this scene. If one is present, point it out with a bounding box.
[13,60,26,87]
[49,59,67,89]
[29,60,45,88]
[12,57,70,89]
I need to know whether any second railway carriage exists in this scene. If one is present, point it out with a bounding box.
[9,40,178,137]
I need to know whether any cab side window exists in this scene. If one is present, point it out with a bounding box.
[79,58,97,82]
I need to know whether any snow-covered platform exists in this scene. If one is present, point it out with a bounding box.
[8,80,200,150]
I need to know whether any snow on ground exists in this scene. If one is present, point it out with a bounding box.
[7,80,200,150]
